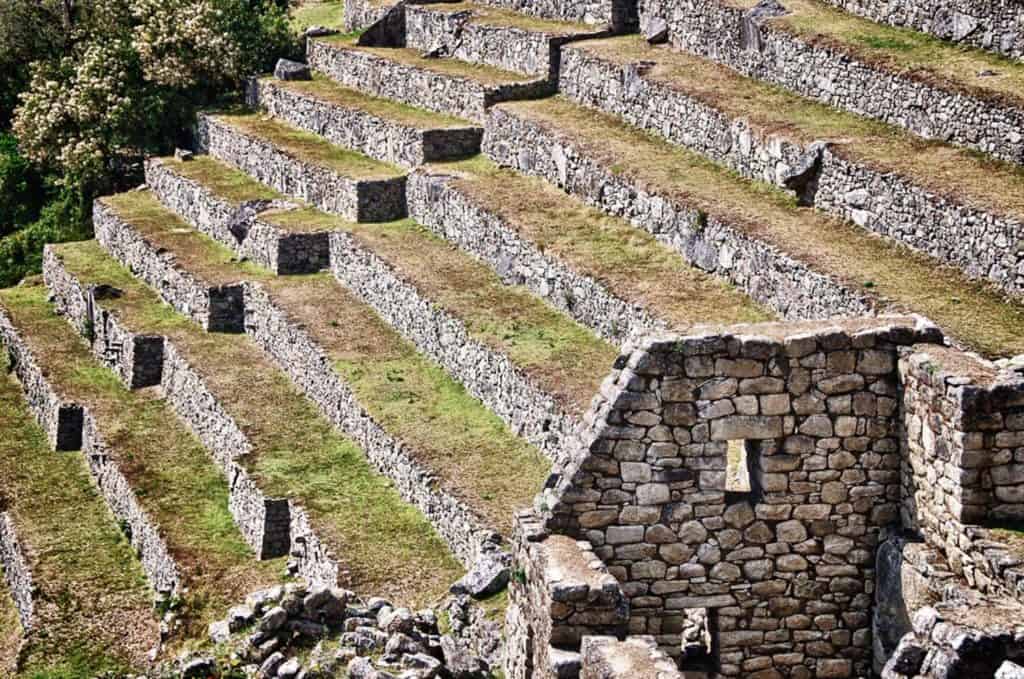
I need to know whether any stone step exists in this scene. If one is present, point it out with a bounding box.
[0,281,283,637]
[483,97,1024,359]
[0,361,156,674]
[142,153,614,467]
[94,187,550,566]
[307,34,552,124]
[558,36,1024,298]
[815,0,1024,60]
[404,2,609,80]
[409,158,769,344]
[247,75,483,169]
[44,240,463,602]
[639,0,1024,165]
[196,111,407,222]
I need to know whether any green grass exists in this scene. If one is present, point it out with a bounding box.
[0,340,155,675]
[265,74,476,129]
[52,240,465,607]
[504,97,1024,359]
[290,0,346,32]
[208,111,404,180]
[0,568,18,675]
[0,283,284,647]
[422,1,600,34]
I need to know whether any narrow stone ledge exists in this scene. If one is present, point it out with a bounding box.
[818,0,1024,61]
[407,169,664,345]
[580,635,684,678]
[405,4,609,80]
[94,200,246,332]
[307,38,553,124]
[0,301,182,598]
[558,41,1024,299]
[195,114,407,223]
[642,0,1024,165]
[146,158,329,275]
[0,512,33,632]
[484,105,874,322]
[328,230,584,470]
[247,77,483,169]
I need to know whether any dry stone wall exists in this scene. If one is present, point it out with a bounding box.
[406,169,663,346]
[819,0,1024,60]
[94,201,245,332]
[558,45,1024,298]
[525,318,942,678]
[195,114,407,223]
[146,159,329,276]
[484,106,876,323]
[0,512,33,632]
[328,230,583,470]
[640,0,1024,165]
[580,635,685,679]
[246,78,483,169]
[475,0,636,33]
[306,39,553,125]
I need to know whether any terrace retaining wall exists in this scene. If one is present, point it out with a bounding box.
[195,114,407,223]
[406,169,663,346]
[484,106,875,323]
[640,0,1024,165]
[246,77,483,169]
[558,45,1024,298]
[0,512,33,632]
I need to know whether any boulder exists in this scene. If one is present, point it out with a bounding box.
[450,549,510,599]
[644,18,668,44]
[440,635,488,679]
[181,657,216,678]
[274,58,312,81]
[304,25,339,38]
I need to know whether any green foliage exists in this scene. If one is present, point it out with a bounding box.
[0,0,68,127]
[0,186,90,288]
[0,134,47,237]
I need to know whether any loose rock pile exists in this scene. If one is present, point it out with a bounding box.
[176,582,493,678]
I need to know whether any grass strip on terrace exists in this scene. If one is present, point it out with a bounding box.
[206,111,405,181]
[290,0,345,32]
[0,349,155,677]
[433,155,771,330]
[725,0,1024,106]
[53,240,464,607]
[0,282,283,644]
[0,577,17,676]
[572,35,1024,219]
[148,156,617,415]
[96,187,550,533]
[418,1,604,35]
[263,75,478,130]
[501,97,1024,358]
[315,34,540,85]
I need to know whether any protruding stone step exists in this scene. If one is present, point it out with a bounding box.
[92,184,549,569]
[196,111,407,222]
[44,241,463,599]
[558,36,1024,298]
[408,159,768,344]
[247,75,483,169]
[816,0,1024,60]
[0,282,279,633]
[307,34,552,124]
[640,0,1024,165]
[484,97,1024,359]
[404,2,609,79]
[0,353,157,672]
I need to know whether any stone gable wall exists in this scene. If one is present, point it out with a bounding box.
[819,0,1024,61]
[558,45,1024,298]
[640,0,1024,165]
[526,318,943,678]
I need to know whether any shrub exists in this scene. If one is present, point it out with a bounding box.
[0,134,47,238]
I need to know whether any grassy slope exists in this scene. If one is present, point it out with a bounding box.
[0,346,156,677]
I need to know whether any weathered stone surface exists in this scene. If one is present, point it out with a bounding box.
[274,58,312,81]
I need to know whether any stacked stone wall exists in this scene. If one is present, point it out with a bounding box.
[328,230,582,470]
[406,169,663,346]
[0,512,33,632]
[819,0,1024,61]
[195,115,407,223]
[527,318,942,677]
[306,39,553,125]
[558,45,1024,297]
[474,0,636,33]
[246,78,483,169]
[639,0,1024,165]
[484,106,876,323]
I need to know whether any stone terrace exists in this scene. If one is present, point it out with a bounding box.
[3,0,1024,676]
